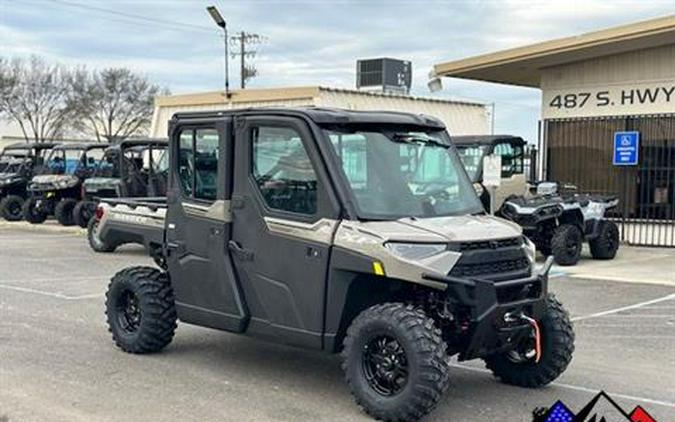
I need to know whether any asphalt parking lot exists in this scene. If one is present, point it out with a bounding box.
[1,224,674,422]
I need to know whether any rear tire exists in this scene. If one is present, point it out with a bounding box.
[589,221,619,260]
[342,303,450,422]
[22,197,47,224]
[88,217,116,252]
[55,198,77,226]
[484,294,574,388]
[105,266,177,354]
[551,224,582,266]
[0,195,25,221]
[73,200,96,228]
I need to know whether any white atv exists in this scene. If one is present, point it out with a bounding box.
[500,183,620,266]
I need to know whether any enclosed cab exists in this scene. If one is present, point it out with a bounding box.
[103,108,574,422]
[23,143,107,225]
[74,139,168,227]
[454,135,528,210]
[0,142,56,221]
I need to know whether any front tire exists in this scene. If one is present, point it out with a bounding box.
[484,294,574,388]
[55,198,77,226]
[73,200,96,228]
[105,266,177,354]
[0,195,25,221]
[22,197,47,224]
[589,221,619,260]
[551,224,582,266]
[342,303,450,422]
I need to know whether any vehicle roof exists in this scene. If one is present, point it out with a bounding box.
[104,139,168,152]
[171,107,446,130]
[451,135,526,146]
[53,142,109,150]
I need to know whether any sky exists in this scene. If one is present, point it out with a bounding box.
[1,0,674,142]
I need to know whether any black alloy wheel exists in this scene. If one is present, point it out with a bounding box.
[362,335,408,396]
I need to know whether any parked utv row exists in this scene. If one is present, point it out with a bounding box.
[0,139,167,227]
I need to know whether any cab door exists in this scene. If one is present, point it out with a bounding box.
[165,119,248,333]
[229,116,340,349]
[493,140,527,208]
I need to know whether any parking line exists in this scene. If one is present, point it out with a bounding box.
[448,364,675,409]
[0,284,102,300]
[571,293,675,322]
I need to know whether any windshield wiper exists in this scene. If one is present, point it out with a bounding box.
[391,134,450,149]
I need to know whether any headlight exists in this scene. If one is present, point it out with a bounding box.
[522,236,536,263]
[385,242,447,260]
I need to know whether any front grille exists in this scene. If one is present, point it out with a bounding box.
[450,257,530,278]
[457,237,522,251]
[449,238,531,281]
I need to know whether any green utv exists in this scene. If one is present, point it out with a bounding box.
[105,108,574,422]
[0,142,56,221]
[74,139,168,228]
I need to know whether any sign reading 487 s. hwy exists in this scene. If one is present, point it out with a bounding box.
[542,82,674,119]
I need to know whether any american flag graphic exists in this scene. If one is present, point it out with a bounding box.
[544,401,575,422]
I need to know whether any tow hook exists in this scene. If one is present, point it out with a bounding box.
[504,312,542,363]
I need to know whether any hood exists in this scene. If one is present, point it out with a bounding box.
[31,174,79,186]
[356,215,522,243]
[0,172,20,181]
[83,177,121,190]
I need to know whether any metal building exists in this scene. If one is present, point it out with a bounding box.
[433,16,675,247]
[150,86,490,139]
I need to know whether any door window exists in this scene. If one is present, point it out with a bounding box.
[251,126,317,215]
[177,128,219,201]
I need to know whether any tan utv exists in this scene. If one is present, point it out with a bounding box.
[102,108,574,422]
[454,135,529,211]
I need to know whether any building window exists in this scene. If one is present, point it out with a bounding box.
[251,126,317,215]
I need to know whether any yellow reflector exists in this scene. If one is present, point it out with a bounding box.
[372,261,385,276]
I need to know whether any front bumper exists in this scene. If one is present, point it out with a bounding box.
[422,256,554,360]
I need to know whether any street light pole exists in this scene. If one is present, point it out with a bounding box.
[206,6,230,98]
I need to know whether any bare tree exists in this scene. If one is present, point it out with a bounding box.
[0,56,76,143]
[70,68,167,142]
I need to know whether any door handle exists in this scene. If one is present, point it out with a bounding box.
[166,241,185,256]
[228,240,254,261]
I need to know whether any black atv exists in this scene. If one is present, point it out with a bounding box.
[0,142,56,221]
[501,183,620,266]
[73,139,168,228]
[22,143,107,225]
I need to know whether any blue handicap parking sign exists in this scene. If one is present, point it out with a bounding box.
[613,131,639,166]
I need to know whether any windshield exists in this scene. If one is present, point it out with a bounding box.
[93,150,120,178]
[0,157,27,173]
[456,145,487,182]
[326,127,483,219]
[42,148,84,175]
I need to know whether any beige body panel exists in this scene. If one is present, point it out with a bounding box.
[494,173,528,209]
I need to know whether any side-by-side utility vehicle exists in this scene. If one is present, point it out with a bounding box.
[74,139,167,228]
[105,108,574,422]
[23,143,107,225]
[455,135,529,210]
[0,142,56,220]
